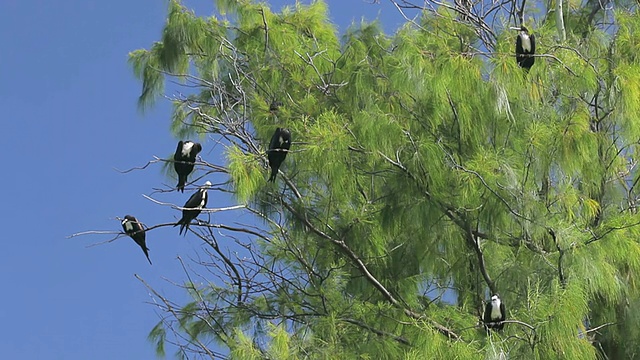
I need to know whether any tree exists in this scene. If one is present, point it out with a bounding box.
[127,0,640,358]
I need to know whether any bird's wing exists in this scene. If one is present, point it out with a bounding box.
[483,303,492,323]
[269,129,280,150]
[174,141,184,160]
[500,303,506,321]
[184,191,200,208]
[192,143,202,158]
[516,34,524,55]
[529,33,536,55]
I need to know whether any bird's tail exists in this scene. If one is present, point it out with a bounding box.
[178,222,189,235]
[176,176,186,193]
[142,247,152,265]
[268,168,277,182]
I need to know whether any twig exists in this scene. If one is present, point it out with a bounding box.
[142,194,246,213]
[114,157,164,173]
[67,230,120,239]
[135,274,218,359]
[340,318,411,345]
[585,322,615,334]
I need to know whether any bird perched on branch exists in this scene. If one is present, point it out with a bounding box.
[267,127,291,182]
[175,181,211,235]
[121,215,152,265]
[174,140,202,192]
[484,294,506,331]
[515,25,536,71]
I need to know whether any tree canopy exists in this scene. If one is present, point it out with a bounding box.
[128,0,640,358]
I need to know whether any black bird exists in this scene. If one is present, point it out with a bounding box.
[267,128,291,182]
[515,26,536,71]
[174,140,203,193]
[175,181,211,235]
[121,215,152,265]
[484,294,506,331]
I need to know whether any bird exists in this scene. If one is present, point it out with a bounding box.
[174,140,203,193]
[484,294,506,331]
[267,128,291,182]
[175,181,211,235]
[121,215,152,265]
[515,25,536,71]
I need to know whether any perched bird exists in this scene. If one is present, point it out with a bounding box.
[121,215,152,265]
[515,26,536,71]
[175,181,211,235]
[267,128,291,182]
[174,140,203,193]
[484,294,506,331]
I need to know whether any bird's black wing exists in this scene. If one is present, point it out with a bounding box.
[529,33,536,56]
[174,141,184,160]
[269,128,280,150]
[183,190,202,209]
[483,303,492,324]
[499,302,506,322]
[516,34,524,57]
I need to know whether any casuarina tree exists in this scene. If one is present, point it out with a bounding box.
[128,0,640,358]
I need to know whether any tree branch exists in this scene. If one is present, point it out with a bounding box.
[340,318,411,345]
[281,201,461,340]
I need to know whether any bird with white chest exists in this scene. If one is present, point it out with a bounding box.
[175,181,212,235]
[174,140,203,193]
[267,127,292,182]
[121,215,152,265]
[484,294,506,331]
[514,25,536,71]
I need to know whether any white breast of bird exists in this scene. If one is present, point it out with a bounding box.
[123,220,134,231]
[198,192,207,208]
[182,142,194,157]
[491,299,502,319]
[521,33,531,52]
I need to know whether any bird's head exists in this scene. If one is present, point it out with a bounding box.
[491,294,501,304]
[510,26,529,34]
[203,181,212,188]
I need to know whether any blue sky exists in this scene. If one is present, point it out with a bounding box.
[0,1,408,358]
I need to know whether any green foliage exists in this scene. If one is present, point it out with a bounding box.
[131,0,640,358]
[148,321,167,357]
[227,145,263,202]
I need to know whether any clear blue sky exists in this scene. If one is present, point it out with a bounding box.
[0,1,408,358]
